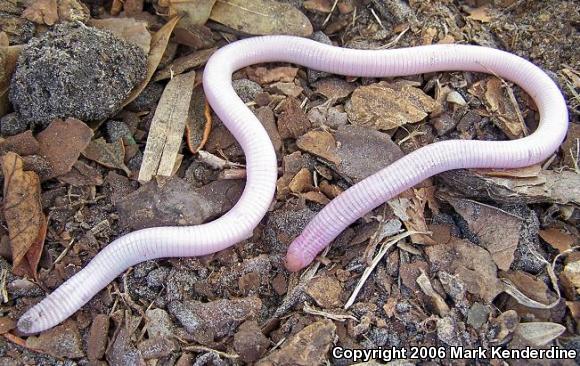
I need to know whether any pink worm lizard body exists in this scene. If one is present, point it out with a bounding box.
[17,36,568,334]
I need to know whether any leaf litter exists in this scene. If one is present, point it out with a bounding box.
[1,0,579,364]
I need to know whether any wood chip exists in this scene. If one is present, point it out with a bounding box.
[296,130,341,165]
[139,70,196,182]
[209,0,313,36]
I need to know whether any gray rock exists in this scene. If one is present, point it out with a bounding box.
[467,303,489,329]
[10,23,147,129]
[0,112,27,136]
[232,79,263,103]
[145,308,174,339]
[104,120,132,142]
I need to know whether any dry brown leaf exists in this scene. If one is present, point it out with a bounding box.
[513,322,565,346]
[288,168,312,193]
[469,77,526,139]
[446,197,522,271]
[209,0,313,36]
[0,317,16,335]
[122,16,181,108]
[22,0,59,26]
[166,0,217,28]
[425,238,503,302]
[1,153,45,271]
[36,118,94,179]
[247,66,298,84]
[58,160,104,186]
[303,0,332,13]
[0,45,22,117]
[0,131,39,157]
[185,85,212,154]
[296,130,341,165]
[82,138,131,176]
[562,260,580,297]
[155,47,216,81]
[89,18,151,54]
[539,228,575,253]
[301,191,330,205]
[346,82,438,130]
[139,70,196,182]
[466,6,492,23]
[389,189,436,245]
[13,214,47,279]
[476,164,541,178]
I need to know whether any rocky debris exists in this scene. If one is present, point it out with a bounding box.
[234,320,270,363]
[0,112,27,136]
[138,337,177,359]
[146,308,174,338]
[127,82,164,112]
[104,120,132,143]
[9,22,147,129]
[0,13,35,44]
[277,97,312,139]
[26,320,84,359]
[264,206,317,254]
[86,314,109,361]
[106,327,144,366]
[257,319,336,365]
[305,275,343,308]
[168,297,262,345]
[233,79,263,103]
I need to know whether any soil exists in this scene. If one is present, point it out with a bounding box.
[0,0,578,365]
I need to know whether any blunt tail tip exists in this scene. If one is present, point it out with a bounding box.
[17,313,36,335]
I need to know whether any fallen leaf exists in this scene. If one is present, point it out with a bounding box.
[247,66,298,84]
[89,18,151,54]
[561,260,580,297]
[313,77,356,100]
[1,153,45,271]
[0,131,39,156]
[0,317,16,334]
[296,130,341,165]
[468,77,526,139]
[139,70,196,182]
[122,16,181,108]
[0,45,22,117]
[36,118,94,179]
[288,168,312,193]
[501,270,557,306]
[334,125,404,182]
[446,197,522,271]
[154,47,216,81]
[185,85,212,154]
[256,320,335,365]
[13,215,47,279]
[302,190,330,205]
[390,188,437,245]
[210,0,313,36]
[58,160,104,186]
[303,0,332,13]
[22,0,59,26]
[166,0,217,28]
[277,97,311,139]
[513,322,565,346]
[425,238,503,302]
[539,228,575,253]
[466,6,492,23]
[346,82,438,130]
[82,138,131,176]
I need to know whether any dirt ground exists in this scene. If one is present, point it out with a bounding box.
[0,0,579,365]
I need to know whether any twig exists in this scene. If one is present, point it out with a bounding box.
[344,230,426,309]
[322,0,339,27]
[303,302,359,322]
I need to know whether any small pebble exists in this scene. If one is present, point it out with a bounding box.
[233,79,263,103]
[0,113,28,136]
[104,120,132,142]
